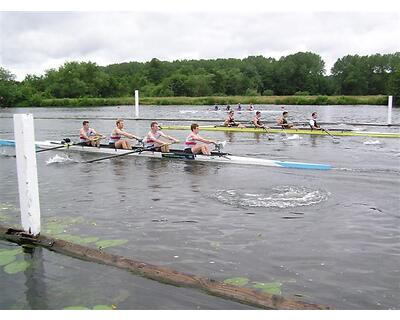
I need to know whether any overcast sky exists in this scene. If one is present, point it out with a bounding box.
[0,10,399,80]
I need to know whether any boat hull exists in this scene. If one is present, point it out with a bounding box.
[160,125,400,138]
[0,139,332,170]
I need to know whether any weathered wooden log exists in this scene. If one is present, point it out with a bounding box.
[0,224,329,310]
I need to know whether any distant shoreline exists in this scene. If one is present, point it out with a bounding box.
[32,95,389,108]
[1,95,395,109]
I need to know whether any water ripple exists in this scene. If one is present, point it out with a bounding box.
[212,186,329,208]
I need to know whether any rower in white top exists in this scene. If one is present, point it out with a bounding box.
[143,121,179,152]
[79,120,105,147]
[309,112,321,130]
[185,123,217,156]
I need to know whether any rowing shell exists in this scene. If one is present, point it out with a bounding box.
[0,139,332,170]
[160,125,400,138]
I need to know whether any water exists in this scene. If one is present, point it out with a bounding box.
[0,104,399,309]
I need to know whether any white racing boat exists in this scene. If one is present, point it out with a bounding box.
[0,139,332,170]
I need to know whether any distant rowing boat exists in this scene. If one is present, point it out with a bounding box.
[0,139,332,170]
[160,125,400,138]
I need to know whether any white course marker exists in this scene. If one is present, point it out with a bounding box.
[13,114,41,236]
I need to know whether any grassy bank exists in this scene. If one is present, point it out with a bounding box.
[38,95,388,107]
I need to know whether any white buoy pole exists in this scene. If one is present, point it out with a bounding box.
[13,114,41,236]
[134,90,139,119]
[387,95,393,125]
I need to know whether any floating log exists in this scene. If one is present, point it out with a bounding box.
[0,224,329,310]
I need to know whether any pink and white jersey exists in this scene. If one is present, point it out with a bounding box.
[185,133,197,147]
[144,130,162,146]
[80,128,96,143]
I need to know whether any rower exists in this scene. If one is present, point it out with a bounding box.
[109,119,142,150]
[79,120,104,147]
[247,104,254,111]
[276,111,294,129]
[143,121,179,152]
[214,104,219,111]
[184,123,217,156]
[252,111,268,129]
[224,110,244,127]
[226,105,231,111]
[237,103,242,111]
[309,112,321,130]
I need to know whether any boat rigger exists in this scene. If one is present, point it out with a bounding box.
[159,125,400,138]
[0,139,332,171]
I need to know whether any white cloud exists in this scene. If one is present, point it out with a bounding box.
[0,11,399,80]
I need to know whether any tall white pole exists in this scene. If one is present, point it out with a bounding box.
[135,90,139,119]
[387,95,393,125]
[13,114,41,236]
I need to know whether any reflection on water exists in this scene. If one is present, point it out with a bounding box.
[24,247,48,310]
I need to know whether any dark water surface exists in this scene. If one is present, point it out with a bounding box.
[0,105,399,309]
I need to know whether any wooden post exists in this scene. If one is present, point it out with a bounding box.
[13,114,41,236]
[387,95,393,125]
[135,90,139,119]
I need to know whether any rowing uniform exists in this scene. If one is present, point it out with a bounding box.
[144,130,163,147]
[253,116,262,127]
[109,129,122,145]
[225,115,238,127]
[309,119,319,130]
[79,128,96,143]
[184,133,197,152]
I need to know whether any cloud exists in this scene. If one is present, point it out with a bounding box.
[0,11,399,80]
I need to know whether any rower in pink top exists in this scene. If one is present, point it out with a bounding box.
[185,123,217,156]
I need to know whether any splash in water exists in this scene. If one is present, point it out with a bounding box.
[213,186,329,208]
[363,140,381,145]
[285,134,302,140]
[46,154,75,165]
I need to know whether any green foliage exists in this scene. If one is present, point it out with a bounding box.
[0,52,398,107]
[223,277,249,287]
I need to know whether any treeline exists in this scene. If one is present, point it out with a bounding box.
[0,52,399,107]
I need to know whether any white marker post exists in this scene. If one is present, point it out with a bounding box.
[13,114,41,236]
[387,95,393,125]
[134,90,140,119]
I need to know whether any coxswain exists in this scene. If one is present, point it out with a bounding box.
[143,121,179,152]
[276,111,294,129]
[184,123,216,156]
[309,112,321,130]
[109,119,142,149]
[79,120,104,147]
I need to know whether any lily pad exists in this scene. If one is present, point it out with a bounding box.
[57,234,99,245]
[252,282,282,295]
[63,306,90,310]
[4,260,30,274]
[0,248,23,257]
[93,305,113,310]
[64,217,85,225]
[44,222,65,235]
[96,239,128,249]
[223,277,249,287]
[0,254,16,266]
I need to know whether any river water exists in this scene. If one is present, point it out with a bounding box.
[0,104,399,309]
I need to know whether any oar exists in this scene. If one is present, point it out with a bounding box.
[261,126,274,140]
[321,128,340,143]
[36,139,73,153]
[84,146,156,164]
